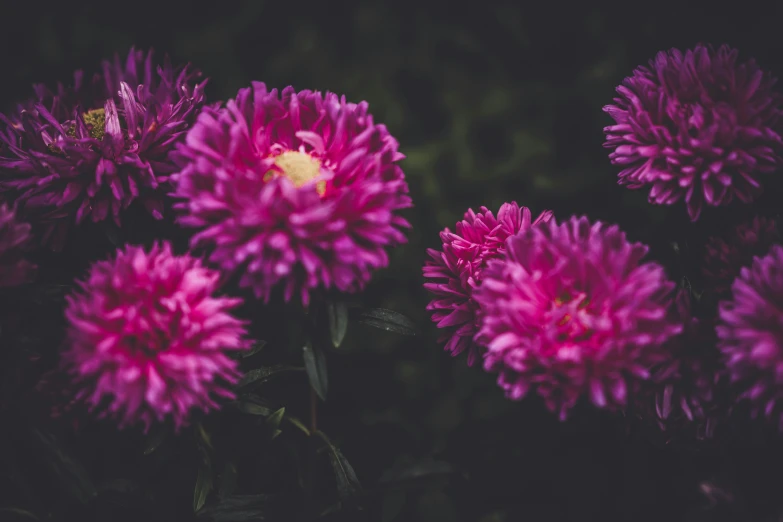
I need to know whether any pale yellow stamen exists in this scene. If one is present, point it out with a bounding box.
[263,150,326,195]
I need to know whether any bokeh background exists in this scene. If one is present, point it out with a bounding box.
[3,1,783,521]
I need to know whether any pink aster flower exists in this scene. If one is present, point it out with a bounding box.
[61,242,250,431]
[634,289,727,441]
[0,203,36,287]
[473,216,681,419]
[604,44,783,221]
[703,216,779,297]
[423,203,553,365]
[0,48,209,250]
[171,82,412,306]
[717,245,783,430]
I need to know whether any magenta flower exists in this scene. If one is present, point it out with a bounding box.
[604,44,783,221]
[0,48,209,250]
[171,82,412,306]
[423,203,552,365]
[703,216,779,297]
[473,216,681,419]
[717,245,783,430]
[0,203,36,287]
[634,289,727,440]
[61,242,250,431]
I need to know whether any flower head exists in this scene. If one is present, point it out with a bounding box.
[171,82,412,306]
[634,289,727,440]
[604,44,783,221]
[703,216,779,297]
[62,242,250,431]
[0,203,36,287]
[423,203,552,365]
[473,216,681,419]
[717,245,783,430]
[0,48,209,250]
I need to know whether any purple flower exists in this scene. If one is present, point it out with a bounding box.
[62,242,250,431]
[604,44,783,221]
[703,216,779,297]
[473,216,681,419]
[634,289,727,440]
[171,82,412,306]
[0,203,36,287]
[717,245,783,430]
[0,48,209,250]
[423,202,552,365]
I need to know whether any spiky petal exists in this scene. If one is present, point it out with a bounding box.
[717,245,783,430]
[423,202,552,365]
[473,216,681,419]
[61,242,250,431]
[0,48,209,250]
[171,82,412,306]
[603,44,783,221]
[0,203,36,287]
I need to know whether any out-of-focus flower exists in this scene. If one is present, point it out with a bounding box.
[717,245,783,430]
[604,44,783,221]
[62,242,250,431]
[703,216,779,297]
[634,289,728,441]
[171,82,411,306]
[423,203,552,365]
[0,48,208,250]
[0,203,36,287]
[473,216,681,419]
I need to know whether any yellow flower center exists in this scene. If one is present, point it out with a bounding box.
[264,151,326,195]
[65,108,106,140]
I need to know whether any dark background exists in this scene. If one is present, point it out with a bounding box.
[2,1,783,521]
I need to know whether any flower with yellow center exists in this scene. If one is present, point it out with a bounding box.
[264,150,326,195]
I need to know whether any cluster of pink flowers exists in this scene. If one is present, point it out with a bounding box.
[423,43,783,440]
[0,50,411,431]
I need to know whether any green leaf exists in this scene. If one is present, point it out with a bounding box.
[354,308,418,336]
[265,408,286,432]
[196,494,274,521]
[238,341,267,359]
[0,508,39,520]
[316,431,361,504]
[234,394,275,416]
[218,462,237,499]
[379,458,455,488]
[194,458,213,513]
[31,429,97,504]
[302,342,328,401]
[236,365,302,389]
[143,427,168,455]
[327,301,349,348]
[284,415,311,436]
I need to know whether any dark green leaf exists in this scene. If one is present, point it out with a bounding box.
[236,365,302,389]
[284,415,311,436]
[32,429,97,504]
[218,462,237,499]
[238,341,267,359]
[381,489,407,522]
[234,394,275,416]
[354,308,418,336]
[0,508,39,520]
[302,342,328,401]
[265,408,286,432]
[102,221,122,247]
[196,494,274,521]
[196,423,213,450]
[194,458,213,513]
[316,431,361,503]
[327,301,349,348]
[143,427,168,455]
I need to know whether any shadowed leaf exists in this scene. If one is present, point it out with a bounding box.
[327,301,349,348]
[353,308,418,336]
[302,342,328,401]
